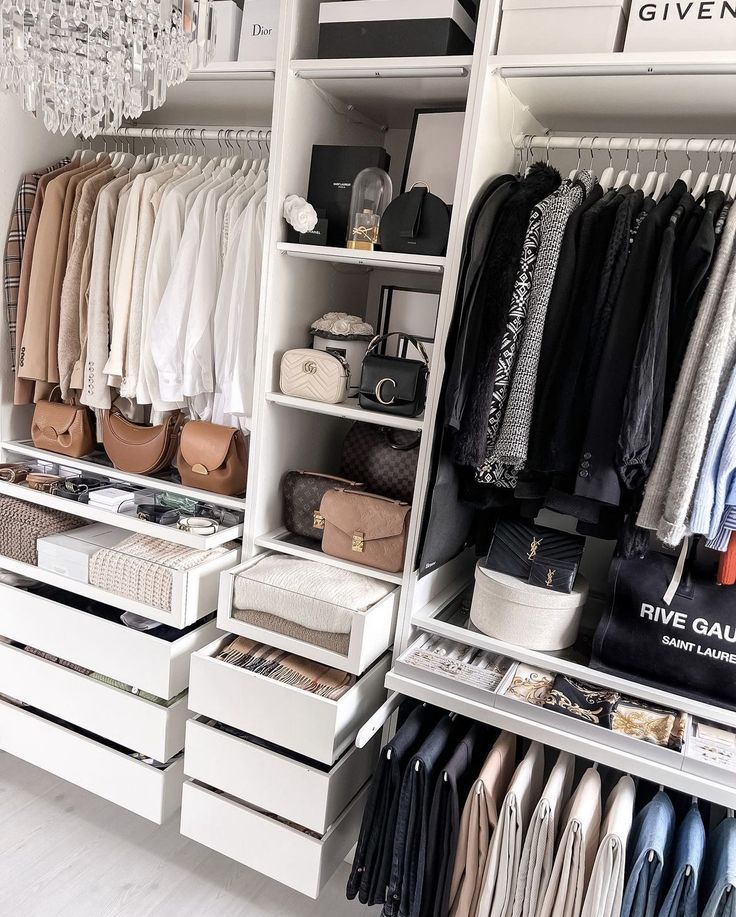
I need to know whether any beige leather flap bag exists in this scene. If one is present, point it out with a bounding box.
[319,489,411,574]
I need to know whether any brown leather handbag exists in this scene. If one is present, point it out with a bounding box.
[32,390,95,458]
[176,421,248,496]
[319,489,411,574]
[102,408,185,475]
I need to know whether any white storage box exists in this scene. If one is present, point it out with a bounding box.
[0,581,217,699]
[0,697,183,824]
[239,0,279,60]
[497,0,630,54]
[188,637,391,764]
[181,781,367,898]
[37,524,127,583]
[217,553,400,675]
[211,0,243,61]
[0,641,188,762]
[625,0,736,51]
[470,562,588,652]
[185,717,380,833]
[682,719,736,787]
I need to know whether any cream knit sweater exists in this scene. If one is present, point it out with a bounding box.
[638,207,736,544]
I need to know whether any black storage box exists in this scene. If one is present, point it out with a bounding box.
[317,0,476,59]
[307,145,391,247]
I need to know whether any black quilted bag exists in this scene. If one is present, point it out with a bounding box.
[341,423,420,504]
[282,471,365,541]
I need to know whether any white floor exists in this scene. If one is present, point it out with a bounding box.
[0,752,371,916]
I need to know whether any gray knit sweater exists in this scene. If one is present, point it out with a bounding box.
[637,206,736,544]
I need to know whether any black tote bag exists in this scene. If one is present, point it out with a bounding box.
[591,545,736,709]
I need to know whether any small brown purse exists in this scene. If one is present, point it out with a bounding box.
[102,408,185,475]
[319,489,411,574]
[32,389,95,459]
[176,421,248,496]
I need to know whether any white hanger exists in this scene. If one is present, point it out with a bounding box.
[653,139,672,202]
[692,139,716,201]
[630,138,644,190]
[721,143,735,193]
[679,139,694,192]
[600,138,616,192]
[614,144,631,189]
[641,138,662,198]
[569,136,584,181]
[709,139,729,194]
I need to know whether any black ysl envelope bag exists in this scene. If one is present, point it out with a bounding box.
[483,519,585,583]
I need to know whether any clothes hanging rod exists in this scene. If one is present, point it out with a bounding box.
[520,135,736,155]
[98,126,271,141]
[497,63,736,79]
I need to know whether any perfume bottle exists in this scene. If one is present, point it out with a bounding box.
[346,167,392,250]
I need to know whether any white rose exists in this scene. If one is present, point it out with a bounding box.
[283,194,318,233]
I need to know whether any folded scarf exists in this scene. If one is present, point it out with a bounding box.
[543,675,620,728]
[217,636,354,699]
[233,554,392,634]
[232,608,350,655]
[505,665,555,706]
[611,698,686,750]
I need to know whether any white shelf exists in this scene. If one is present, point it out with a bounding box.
[292,56,472,126]
[492,52,736,133]
[0,480,242,550]
[386,671,736,809]
[277,243,446,274]
[255,528,405,585]
[265,393,425,432]
[0,554,221,630]
[189,61,277,80]
[413,580,736,731]
[3,440,246,512]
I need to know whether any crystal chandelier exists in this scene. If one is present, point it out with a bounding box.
[0,0,211,138]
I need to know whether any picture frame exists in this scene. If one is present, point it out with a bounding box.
[377,285,439,365]
[401,107,466,206]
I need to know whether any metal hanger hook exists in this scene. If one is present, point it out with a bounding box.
[545,132,552,165]
[588,136,598,171]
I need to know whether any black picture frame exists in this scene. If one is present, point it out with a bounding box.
[400,106,466,206]
[377,285,439,364]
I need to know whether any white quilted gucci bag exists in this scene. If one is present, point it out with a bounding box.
[280,348,350,404]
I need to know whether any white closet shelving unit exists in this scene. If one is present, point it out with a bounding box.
[0,51,273,823]
[4,0,736,900]
[180,0,490,899]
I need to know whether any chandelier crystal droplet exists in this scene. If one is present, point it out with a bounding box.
[0,0,212,137]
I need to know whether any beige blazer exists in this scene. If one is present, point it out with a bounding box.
[14,160,77,403]
[450,732,517,917]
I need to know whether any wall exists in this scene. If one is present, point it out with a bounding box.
[0,95,77,443]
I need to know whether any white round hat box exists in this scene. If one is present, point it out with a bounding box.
[470,562,588,651]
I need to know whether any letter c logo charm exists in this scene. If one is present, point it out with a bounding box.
[375,378,397,405]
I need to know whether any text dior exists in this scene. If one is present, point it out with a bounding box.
[637,1,736,20]
[640,603,736,641]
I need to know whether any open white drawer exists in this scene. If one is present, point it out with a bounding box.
[0,697,183,823]
[185,717,380,834]
[180,781,368,899]
[216,553,400,675]
[0,641,188,762]
[0,583,218,699]
[0,544,238,629]
[188,637,391,765]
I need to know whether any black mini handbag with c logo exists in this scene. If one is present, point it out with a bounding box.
[358,333,430,418]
